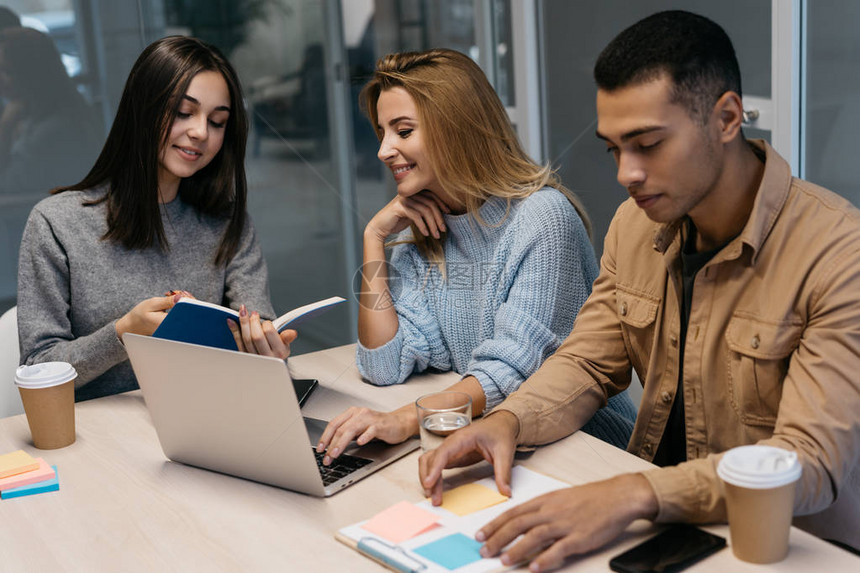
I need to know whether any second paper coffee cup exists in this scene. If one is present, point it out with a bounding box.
[15,362,77,450]
[717,445,801,564]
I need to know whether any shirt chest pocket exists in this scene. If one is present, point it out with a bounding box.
[725,314,802,427]
[617,286,660,368]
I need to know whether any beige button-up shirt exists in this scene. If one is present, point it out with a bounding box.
[496,141,860,549]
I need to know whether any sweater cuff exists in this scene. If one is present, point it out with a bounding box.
[468,369,504,413]
[104,320,129,353]
[355,330,406,386]
[77,321,129,388]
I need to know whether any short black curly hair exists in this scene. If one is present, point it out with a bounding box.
[594,10,741,124]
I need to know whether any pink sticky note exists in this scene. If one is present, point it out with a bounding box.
[0,458,55,492]
[361,501,440,544]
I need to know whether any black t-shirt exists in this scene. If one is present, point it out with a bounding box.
[652,224,725,467]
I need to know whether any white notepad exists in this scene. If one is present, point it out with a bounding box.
[336,466,570,573]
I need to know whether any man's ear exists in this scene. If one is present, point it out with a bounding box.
[712,91,744,143]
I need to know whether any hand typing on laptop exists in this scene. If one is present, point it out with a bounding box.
[316,405,416,466]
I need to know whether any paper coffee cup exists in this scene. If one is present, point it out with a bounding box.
[717,445,802,564]
[15,362,77,449]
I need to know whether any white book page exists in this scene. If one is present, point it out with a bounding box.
[272,296,346,330]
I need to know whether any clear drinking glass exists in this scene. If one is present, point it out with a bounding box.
[415,391,472,452]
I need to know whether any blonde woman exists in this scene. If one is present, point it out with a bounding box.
[318,49,636,463]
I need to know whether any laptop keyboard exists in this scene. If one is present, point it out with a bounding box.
[313,448,372,486]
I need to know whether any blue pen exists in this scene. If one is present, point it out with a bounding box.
[357,537,427,573]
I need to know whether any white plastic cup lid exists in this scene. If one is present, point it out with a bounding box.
[717,445,802,489]
[14,362,77,389]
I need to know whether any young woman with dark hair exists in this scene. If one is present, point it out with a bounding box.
[17,36,293,402]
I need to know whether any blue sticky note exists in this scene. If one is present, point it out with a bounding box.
[1,466,59,499]
[414,533,483,570]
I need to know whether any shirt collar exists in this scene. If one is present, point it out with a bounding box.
[652,139,792,265]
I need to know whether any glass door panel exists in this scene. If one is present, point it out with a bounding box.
[348,0,480,238]
[540,0,772,255]
[150,0,352,353]
[805,1,860,205]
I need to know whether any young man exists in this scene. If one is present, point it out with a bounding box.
[419,10,860,572]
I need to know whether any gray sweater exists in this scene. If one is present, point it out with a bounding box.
[17,188,274,401]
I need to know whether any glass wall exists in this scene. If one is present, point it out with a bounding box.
[805,1,860,205]
[160,0,350,354]
[6,0,857,358]
[350,0,479,229]
[540,0,772,257]
[0,0,101,315]
[0,0,498,355]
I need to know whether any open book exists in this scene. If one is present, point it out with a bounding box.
[152,296,346,351]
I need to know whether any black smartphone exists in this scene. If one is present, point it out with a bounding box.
[292,378,319,408]
[609,524,726,573]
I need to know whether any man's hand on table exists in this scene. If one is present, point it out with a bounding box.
[419,410,520,504]
[418,410,660,573]
[477,474,658,572]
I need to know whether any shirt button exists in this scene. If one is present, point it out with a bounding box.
[751,335,760,349]
[642,442,652,455]
[669,334,678,347]
[620,302,628,316]
[661,391,672,403]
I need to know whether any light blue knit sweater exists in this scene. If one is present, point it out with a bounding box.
[356,188,637,449]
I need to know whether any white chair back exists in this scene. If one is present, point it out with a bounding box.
[0,306,24,417]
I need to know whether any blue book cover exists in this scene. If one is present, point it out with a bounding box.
[152,296,346,351]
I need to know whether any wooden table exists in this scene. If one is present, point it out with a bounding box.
[0,344,857,572]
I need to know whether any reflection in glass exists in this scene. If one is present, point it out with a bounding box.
[541,0,771,256]
[164,0,351,353]
[0,27,100,193]
[0,0,499,346]
[805,1,860,205]
[491,0,514,107]
[349,0,482,236]
[0,25,101,311]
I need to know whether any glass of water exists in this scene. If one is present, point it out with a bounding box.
[415,391,472,452]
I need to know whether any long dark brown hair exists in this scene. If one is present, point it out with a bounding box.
[54,35,249,265]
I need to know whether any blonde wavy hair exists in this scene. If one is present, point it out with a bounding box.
[361,48,592,269]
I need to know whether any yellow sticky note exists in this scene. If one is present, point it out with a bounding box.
[0,450,39,479]
[439,482,509,516]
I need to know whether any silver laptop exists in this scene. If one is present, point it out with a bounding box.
[124,333,418,496]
